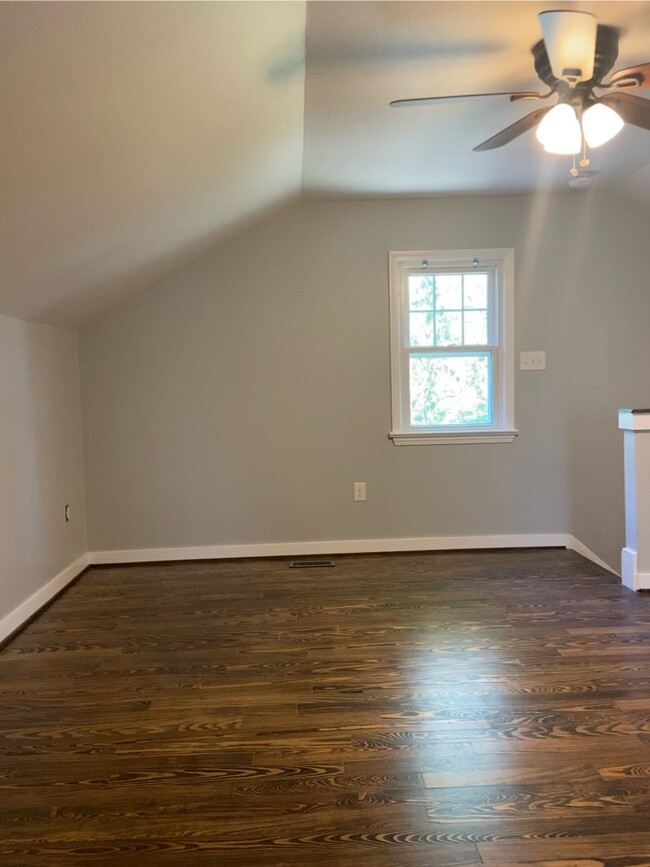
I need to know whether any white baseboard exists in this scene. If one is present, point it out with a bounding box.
[0,553,91,644]
[620,546,650,590]
[89,533,570,565]
[566,535,618,576]
[89,533,617,576]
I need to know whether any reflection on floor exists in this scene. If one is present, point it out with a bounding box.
[1,548,650,866]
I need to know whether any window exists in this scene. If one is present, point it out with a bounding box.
[389,248,516,445]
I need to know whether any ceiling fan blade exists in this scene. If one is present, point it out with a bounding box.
[602,62,650,90]
[473,107,551,152]
[599,91,650,130]
[390,91,546,108]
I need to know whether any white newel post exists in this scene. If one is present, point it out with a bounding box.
[618,408,650,591]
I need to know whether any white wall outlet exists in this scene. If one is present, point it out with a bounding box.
[353,482,366,502]
[520,351,546,371]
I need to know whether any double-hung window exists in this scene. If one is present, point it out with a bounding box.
[389,248,516,445]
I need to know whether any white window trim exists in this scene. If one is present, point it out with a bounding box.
[388,248,517,445]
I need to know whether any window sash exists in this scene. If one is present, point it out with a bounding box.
[404,266,497,350]
[408,349,494,428]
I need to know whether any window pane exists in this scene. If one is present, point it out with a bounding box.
[435,311,462,346]
[463,273,488,308]
[409,311,434,346]
[409,353,491,427]
[408,275,433,310]
[463,310,488,345]
[435,274,462,310]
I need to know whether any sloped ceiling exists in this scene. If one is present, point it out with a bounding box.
[0,2,306,326]
[2,1,650,328]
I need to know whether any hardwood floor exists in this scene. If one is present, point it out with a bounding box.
[1,548,650,866]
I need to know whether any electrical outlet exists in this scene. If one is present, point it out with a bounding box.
[64,504,71,523]
[520,351,546,370]
[353,482,366,502]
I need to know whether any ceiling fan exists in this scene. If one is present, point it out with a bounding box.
[390,10,650,161]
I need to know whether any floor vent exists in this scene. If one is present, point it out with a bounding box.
[289,559,335,569]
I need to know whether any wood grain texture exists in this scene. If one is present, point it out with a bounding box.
[1,548,649,865]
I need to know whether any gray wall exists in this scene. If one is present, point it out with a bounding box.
[0,314,87,624]
[563,192,650,569]
[79,193,650,569]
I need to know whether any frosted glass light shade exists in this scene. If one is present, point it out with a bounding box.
[536,104,582,155]
[538,10,597,83]
[582,102,624,148]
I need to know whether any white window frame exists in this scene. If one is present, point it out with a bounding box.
[389,248,516,445]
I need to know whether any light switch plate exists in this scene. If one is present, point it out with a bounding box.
[520,351,546,371]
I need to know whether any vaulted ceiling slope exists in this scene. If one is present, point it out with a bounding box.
[0,2,306,327]
[3,2,650,328]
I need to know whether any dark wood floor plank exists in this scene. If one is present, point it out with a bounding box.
[477,831,650,864]
[1,549,649,865]
[424,781,633,821]
[1,839,482,867]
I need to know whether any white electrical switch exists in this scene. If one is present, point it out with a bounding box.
[520,351,546,371]
[353,482,366,502]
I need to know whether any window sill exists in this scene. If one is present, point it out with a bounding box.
[389,430,518,446]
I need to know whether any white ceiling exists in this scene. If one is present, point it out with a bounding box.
[2,1,650,328]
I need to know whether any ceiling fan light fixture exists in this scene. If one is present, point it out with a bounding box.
[391,7,650,163]
[538,10,597,84]
[582,102,624,148]
[536,103,581,154]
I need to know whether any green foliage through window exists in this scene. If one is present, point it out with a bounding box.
[410,354,491,427]
[406,272,491,427]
